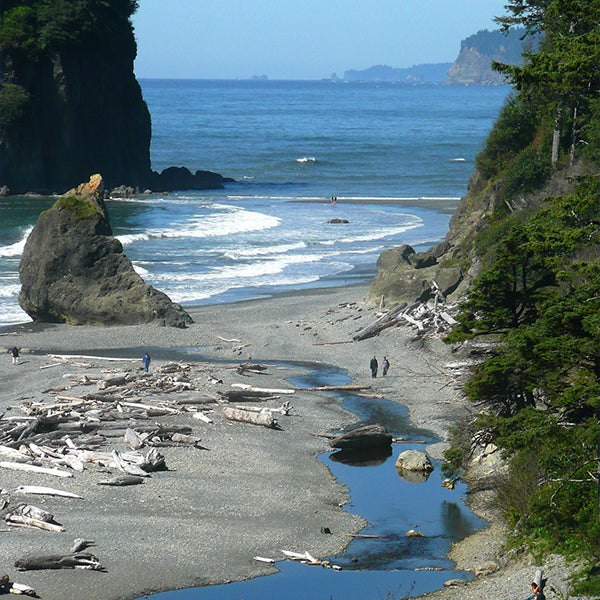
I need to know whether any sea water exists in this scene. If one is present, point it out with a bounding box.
[0,80,509,325]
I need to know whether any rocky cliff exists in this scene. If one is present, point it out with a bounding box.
[446,28,526,85]
[366,163,585,307]
[0,1,229,195]
[18,174,193,327]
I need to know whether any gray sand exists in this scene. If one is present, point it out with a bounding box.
[1,285,589,600]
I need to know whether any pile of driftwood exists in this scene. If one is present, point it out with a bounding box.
[0,355,304,590]
[353,295,459,341]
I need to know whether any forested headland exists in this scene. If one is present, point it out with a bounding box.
[441,1,600,593]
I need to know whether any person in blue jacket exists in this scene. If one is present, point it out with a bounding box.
[142,352,151,373]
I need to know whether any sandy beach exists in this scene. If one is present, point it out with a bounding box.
[0,284,586,600]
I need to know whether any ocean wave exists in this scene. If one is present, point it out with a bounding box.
[0,302,31,325]
[296,156,317,163]
[0,282,20,298]
[223,241,307,260]
[0,226,33,257]
[117,205,280,244]
[117,232,151,245]
[132,263,151,278]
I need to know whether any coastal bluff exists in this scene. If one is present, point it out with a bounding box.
[0,1,230,195]
[18,175,193,328]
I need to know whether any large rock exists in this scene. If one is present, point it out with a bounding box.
[330,424,393,451]
[18,175,193,328]
[395,449,434,472]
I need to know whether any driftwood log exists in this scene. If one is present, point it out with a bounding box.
[14,553,103,571]
[223,406,277,429]
[353,302,407,340]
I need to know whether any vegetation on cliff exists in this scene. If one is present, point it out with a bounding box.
[443,0,600,592]
[0,0,151,193]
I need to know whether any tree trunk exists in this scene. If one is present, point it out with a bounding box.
[551,108,562,166]
[569,104,578,168]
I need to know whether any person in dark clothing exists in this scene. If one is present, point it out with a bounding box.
[370,356,378,378]
[142,352,151,373]
[382,356,390,376]
[9,346,19,365]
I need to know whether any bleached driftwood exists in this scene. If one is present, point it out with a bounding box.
[231,383,295,395]
[223,406,277,428]
[14,485,82,499]
[5,514,64,533]
[0,461,73,478]
[352,302,407,341]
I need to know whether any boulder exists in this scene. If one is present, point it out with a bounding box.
[330,424,393,451]
[327,218,349,224]
[395,449,434,472]
[376,245,415,272]
[18,175,193,328]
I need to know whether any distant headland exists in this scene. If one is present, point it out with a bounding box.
[329,28,527,85]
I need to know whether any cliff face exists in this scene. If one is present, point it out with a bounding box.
[0,2,152,194]
[446,28,527,85]
[366,164,585,307]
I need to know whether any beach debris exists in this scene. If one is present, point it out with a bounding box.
[354,290,461,341]
[5,513,65,533]
[15,553,104,571]
[223,406,278,429]
[304,384,370,392]
[97,475,145,486]
[236,362,268,375]
[234,402,292,416]
[13,486,82,499]
[231,383,295,395]
[253,556,276,563]
[70,538,95,553]
[0,573,39,597]
[280,549,342,570]
[0,461,73,478]
[219,389,280,403]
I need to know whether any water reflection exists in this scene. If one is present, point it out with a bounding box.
[330,445,393,466]
[396,467,432,484]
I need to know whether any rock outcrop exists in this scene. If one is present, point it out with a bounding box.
[18,175,193,328]
[446,28,527,85]
[366,164,584,307]
[0,2,230,195]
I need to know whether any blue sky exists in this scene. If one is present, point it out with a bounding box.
[133,1,508,80]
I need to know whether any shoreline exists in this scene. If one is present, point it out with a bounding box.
[0,284,584,600]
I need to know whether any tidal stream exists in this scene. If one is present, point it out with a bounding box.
[141,359,486,600]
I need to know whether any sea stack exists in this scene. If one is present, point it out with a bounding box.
[18,174,193,328]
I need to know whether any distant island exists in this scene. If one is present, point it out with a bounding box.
[330,28,527,85]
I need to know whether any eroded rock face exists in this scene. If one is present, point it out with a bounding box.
[18,175,193,328]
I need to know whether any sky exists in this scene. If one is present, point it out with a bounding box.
[132,1,509,80]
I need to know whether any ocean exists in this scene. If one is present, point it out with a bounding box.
[0,80,510,326]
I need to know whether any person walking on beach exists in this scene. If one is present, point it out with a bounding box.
[382,356,390,376]
[370,356,378,378]
[142,352,151,373]
[9,346,19,365]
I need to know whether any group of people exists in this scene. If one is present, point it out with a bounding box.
[369,355,389,378]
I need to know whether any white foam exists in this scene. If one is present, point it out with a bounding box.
[224,241,306,260]
[0,226,33,257]
[117,232,150,245]
[132,263,151,278]
[296,156,316,163]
